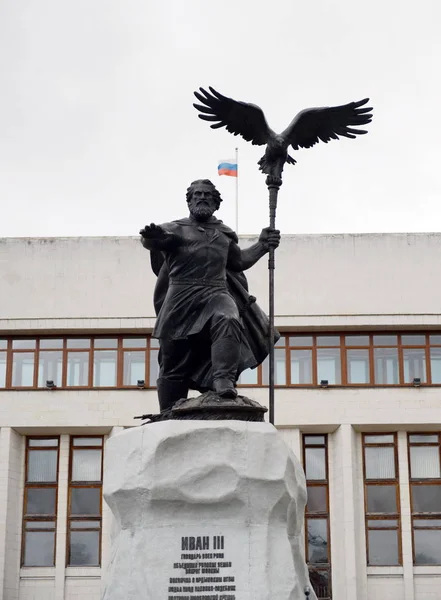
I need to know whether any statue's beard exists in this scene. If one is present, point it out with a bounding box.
[189,204,215,222]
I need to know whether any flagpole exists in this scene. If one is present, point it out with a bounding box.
[235,147,239,233]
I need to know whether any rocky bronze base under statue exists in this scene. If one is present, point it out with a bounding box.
[135,392,267,424]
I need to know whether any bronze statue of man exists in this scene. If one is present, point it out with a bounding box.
[140,179,280,412]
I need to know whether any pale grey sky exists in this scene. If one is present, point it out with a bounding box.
[0,0,440,237]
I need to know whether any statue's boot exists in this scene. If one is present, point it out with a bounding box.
[156,378,188,412]
[211,338,240,399]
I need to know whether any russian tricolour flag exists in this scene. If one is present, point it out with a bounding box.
[218,159,238,177]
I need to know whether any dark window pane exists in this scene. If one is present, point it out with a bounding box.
[67,339,91,349]
[149,349,159,386]
[365,434,394,444]
[307,486,327,513]
[409,434,439,443]
[67,352,89,386]
[123,338,147,348]
[430,335,441,345]
[94,338,117,349]
[262,349,286,385]
[26,488,56,515]
[12,339,36,349]
[289,336,313,346]
[70,488,100,515]
[290,349,312,384]
[412,485,441,512]
[365,447,395,479]
[123,351,146,385]
[307,519,328,563]
[317,348,341,384]
[403,348,426,383]
[402,335,425,345]
[72,449,102,481]
[366,485,397,513]
[367,520,398,528]
[29,439,58,447]
[305,448,326,480]
[347,349,370,384]
[237,368,258,385]
[368,529,399,565]
[73,438,102,447]
[414,529,441,565]
[410,446,440,479]
[308,569,330,599]
[345,335,369,346]
[69,530,100,566]
[38,351,63,388]
[373,335,397,346]
[317,336,340,347]
[70,520,100,529]
[12,352,34,386]
[305,435,326,446]
[430,348,441,383]
[374,348,399,384]
[40,339,63,349]
[93,351,117,386]
[0,353,6,388]
[23,531,55,566]
[27,450,57,482]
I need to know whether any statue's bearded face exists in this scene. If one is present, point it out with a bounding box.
[188,184,218,221]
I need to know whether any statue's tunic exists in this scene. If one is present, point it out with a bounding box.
[149,216,277,390]
[152,218,240,340]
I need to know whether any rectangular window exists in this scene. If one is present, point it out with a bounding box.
[22,437,59,566]
[303,434,331,599]
[149,338,160,387]
[0,341,6,388]
[68,437,103,566]
[122,338,147,386]
[12,350,36,387]
[363,434,401,565]
[409,433,441,565]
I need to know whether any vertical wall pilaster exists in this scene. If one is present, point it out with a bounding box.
[330,424,368,600]
[0,428,24,600]
[54,434,69,600]
[397,431,415,600]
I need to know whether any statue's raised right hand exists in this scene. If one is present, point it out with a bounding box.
[139,223,167,239]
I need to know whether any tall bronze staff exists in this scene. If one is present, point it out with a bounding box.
[194,87,373,424]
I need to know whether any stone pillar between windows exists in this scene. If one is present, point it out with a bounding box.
[330,424,368,600]
[397,431,415,600]
[55,434,70,600]
[0,427,25,600]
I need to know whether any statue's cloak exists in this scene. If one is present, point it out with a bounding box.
[149,217,278,391]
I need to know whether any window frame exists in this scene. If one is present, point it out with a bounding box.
[408,433,441,566]
[362,433,402,566]
[67,435,104,567]
[303,434,332,600]
[21,436,60,567]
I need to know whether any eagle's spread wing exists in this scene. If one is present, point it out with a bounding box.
[193,87,274,146]
[282,98,373,150]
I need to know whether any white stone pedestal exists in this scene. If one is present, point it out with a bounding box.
[102,421,316,600]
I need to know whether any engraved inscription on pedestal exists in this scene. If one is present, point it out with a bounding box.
[168,535,236,600]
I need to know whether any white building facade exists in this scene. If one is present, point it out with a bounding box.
[1,232,441,600]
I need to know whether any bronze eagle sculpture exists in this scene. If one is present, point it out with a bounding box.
[193,87,373,179]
